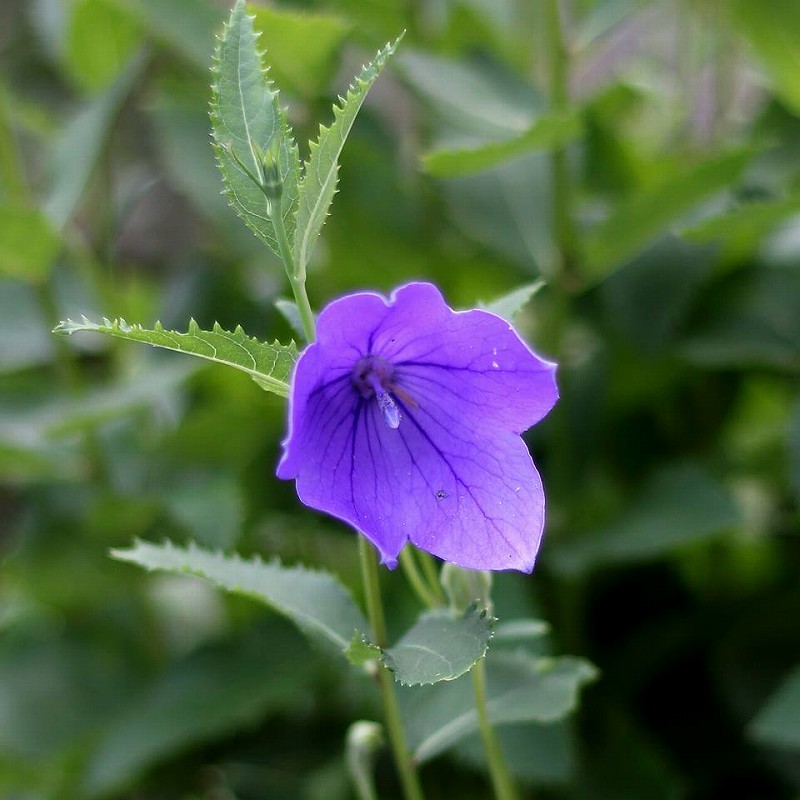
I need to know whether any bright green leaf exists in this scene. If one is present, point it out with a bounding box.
[345,631,382,667]
[404,652,597,763]
[210,0,300,258]
[111,539,367,652]
[728,0,800,114]
[383,607,492,686]
[66,0,142,92]
[582,148,755,281]
[53,317,298,397]
[250,5,350,97]
[481,280,544,322]
[0,204,60,283]
[423,112,582,177]
[293,35,402,278]
[749,665,800,750]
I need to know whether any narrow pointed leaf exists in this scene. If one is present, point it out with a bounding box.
[111,539,367,652]
[481,280,544,322]
[382,607,493,686]
[210,0,300,256]
[292,35,402,276]
[423,111,582,177]
[54,317,298,397]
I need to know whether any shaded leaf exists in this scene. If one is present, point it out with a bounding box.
[83,628,314,796]
[678,268,800,371]
[549,464,742,575]
[111,539,367,652]
[53,317,298,397]
[749,665,800,750]
[293,35,401,277]
[45,53,145,229]
[404,652,597,763]
[210,0,300,258]
[113,0,224,68]
[423,111,582,177]
[582,148,755,281]
[383,607,492,686]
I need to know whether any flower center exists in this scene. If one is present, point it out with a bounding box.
[353,355,401,429]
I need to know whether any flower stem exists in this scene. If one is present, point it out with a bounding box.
[267,202,316,343]
[472,658,520,800]
[543,0,577,282]
[358,538,426,800]
[399,549,441,609]
[417,550,445,605]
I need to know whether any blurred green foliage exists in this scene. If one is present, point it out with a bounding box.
[1,0,799,798]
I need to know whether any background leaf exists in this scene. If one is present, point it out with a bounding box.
[111,539,367,653]
[749,665,800,750]
[404,652,597,763]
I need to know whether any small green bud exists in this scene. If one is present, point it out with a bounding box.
[441,563,493,615]
[346,721,383,800]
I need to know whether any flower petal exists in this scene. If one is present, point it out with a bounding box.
[374,283,558,433]
[278,282,556,571]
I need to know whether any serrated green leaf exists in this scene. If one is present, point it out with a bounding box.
[404,652,598,763]
[345,631,382,667]
[480,280,544,323]
[53,317,298,397]
[292,35,402,277]
[111,540,368,653]
[581,148,756,281]
[210,0,300,257]
[382,607,492,686]
[423,111,582,177]
[749,664,800,750]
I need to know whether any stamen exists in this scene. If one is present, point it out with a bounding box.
[366,373,400,429]
[377,391,401,429]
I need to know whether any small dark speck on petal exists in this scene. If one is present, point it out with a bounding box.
[435,489,447,500]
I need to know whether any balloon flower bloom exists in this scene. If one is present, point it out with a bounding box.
[277,283,558,572]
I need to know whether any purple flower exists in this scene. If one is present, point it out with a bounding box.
[277,282,558,572]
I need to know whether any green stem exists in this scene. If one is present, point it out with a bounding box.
[399,549,441,609]
[472,658,520,800]
[358,538,426,800]
[543,0,577,282]
[268,202,316,343]
[417,551,445,605]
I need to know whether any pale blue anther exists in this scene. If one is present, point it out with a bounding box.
[366,373,401,429]
[377,389,401,429]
